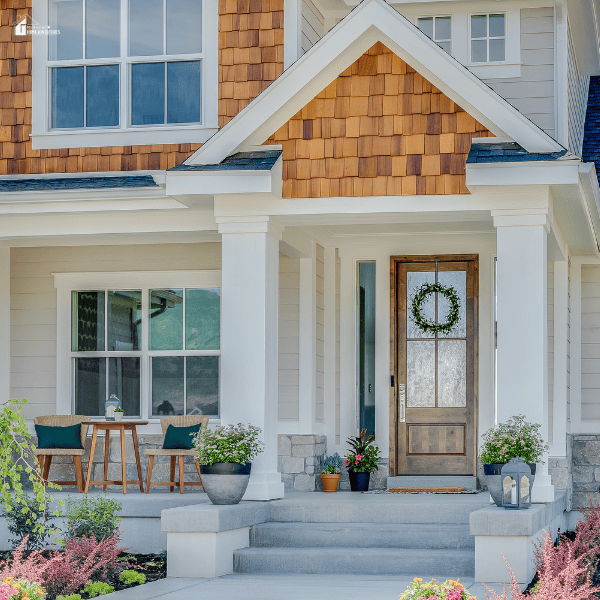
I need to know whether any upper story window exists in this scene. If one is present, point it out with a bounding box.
[417,16,451,53]
[470,13,505,63]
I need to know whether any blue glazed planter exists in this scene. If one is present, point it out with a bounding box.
[349,471,370,492]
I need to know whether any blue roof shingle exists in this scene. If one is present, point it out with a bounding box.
[582,76,600,179]
[467,142,567,164]
[170,150,282,171]
[0,175,159,192]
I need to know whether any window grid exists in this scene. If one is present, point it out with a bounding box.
[417,16,452,54]
[470,13,506,63]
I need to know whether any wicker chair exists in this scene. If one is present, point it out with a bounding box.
[33,415,90,493]
[144,415,209,494]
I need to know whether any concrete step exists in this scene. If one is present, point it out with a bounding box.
[250,522,474,549]
[387,476,479,491]
[234,547,475,576]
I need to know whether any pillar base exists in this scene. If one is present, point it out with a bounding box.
[531,474,555,503]
[242,472,285,500]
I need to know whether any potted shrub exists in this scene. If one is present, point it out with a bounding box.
[193,423,264,505]
[320,453,343,492]
[113,408,124,422]
[480,414,549,506]
[345,429,381,492]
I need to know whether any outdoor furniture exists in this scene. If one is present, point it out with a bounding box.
[84,420,148,494]
[33,415,90,493]
[144,415,209,494]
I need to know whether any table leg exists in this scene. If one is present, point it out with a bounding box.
[120,427,127,494]
[103,429,110,492]
[84,426,98,493]
[131,426,144,493]
[179,455,184,494]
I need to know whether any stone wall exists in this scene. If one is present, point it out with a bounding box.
[572,434,600,510]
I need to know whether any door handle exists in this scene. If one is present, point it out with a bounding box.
[398,383,406,422]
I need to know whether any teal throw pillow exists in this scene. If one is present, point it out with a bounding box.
[162,423,202,450]
[35,423,83,450]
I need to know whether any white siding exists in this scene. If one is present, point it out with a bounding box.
[279,254,300,421]
[567,25,590,157]
[301,0,324,54]
[10,243,221,419]
[548,262,554,443]
[315,244,325,422]
[335,249,340,444]
[580,266,600,421]
[482,8,555,138]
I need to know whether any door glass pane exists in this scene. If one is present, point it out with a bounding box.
[358,261,375,436]
[438,340,467,407]
[86,65,119,127]
[74,357,106,415]
[407,271,435,339]
[86,0,120,58]
[150,289,183,350]
[167,0,202,55]
[131,62,165,125]
[437,271,466,337]
[187,356,219,416]
[167,61,201,124]
[109,357,140,416]
[49,0,83,60]
[185,288,220,350]
[72,291,105,351]
[151,356,184,415]
[129,0,163,56]
[407,340,435,407]
[51,67,84,129]
[108,290,142,351]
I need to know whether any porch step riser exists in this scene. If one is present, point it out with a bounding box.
[250,522,474,549]
[387,476,479,491]
[234,547,474,577]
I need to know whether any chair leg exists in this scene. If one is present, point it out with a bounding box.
[195,461,205,492]
[145,455,154,494]
[170,457,176,492]
[179,456,185,494]
[73,456,83,493]
[43,456,52,481]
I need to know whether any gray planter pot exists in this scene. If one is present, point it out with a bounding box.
[200,462,252,505]
[483,463,536,507]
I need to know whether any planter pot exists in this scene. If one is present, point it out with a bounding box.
[199,462,252,505]
[483,462,537,507]
[349,471,370,492]
[320,473,340,492]
[113,412,124,421]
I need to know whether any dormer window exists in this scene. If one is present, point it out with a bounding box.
[417,16,451,54]
[470,13,505,63]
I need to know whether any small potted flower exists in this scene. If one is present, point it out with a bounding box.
[193,423,264,505]
[480,414,549,506]
[401,577,475,600]
[345,429,381,492]
[320,453,343,492]
[113,407,124,421]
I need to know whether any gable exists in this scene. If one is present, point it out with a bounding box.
[265,43,492,197]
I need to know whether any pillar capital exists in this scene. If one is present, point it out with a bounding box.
[491,209,551,232]
[216,216,284,239]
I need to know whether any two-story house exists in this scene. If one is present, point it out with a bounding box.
[2,0,600,507]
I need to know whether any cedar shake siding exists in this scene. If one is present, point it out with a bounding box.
[266,43,493,198]
[219,0,284,127]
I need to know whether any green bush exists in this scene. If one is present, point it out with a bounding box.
[57,595,83,600]
[119,570,146,585]
[3,492,56,550]
[82,582,115,597]
[65,494,122,540]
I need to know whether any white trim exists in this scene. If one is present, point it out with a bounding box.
[0,246,10,405]
[323,244,337,447]
[569,258,582,433]
[284,0,303,69]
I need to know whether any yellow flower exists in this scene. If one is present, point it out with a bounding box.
[413,578,422,583]
[4,577,14,584]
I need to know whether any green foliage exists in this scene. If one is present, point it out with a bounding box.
[345,430,381,473]
[194,423,264,465]
[64,495,122,540]
[119,570,146,585]
[479,414,550,465]
[4,492,56,550]
[57,595,83,600]
[82,582,115,597]
[411,282,460,335]
[321,453,343,475]
[0,398,58,539]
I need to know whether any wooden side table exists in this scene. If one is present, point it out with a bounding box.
[84,421,148,494]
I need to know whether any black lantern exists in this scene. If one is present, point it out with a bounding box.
[501,457,532,509]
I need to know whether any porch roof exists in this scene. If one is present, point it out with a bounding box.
[582,75,600,182]
[467,142,569,164]
[0,175,159,192]
[169,150,282,172]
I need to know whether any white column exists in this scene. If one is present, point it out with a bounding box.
[569,259,582,434]
[217,216,285,501]
[493,212,554,502]
[0,245,9,403]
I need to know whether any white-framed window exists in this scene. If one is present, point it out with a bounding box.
[470,13,506,63]
[55,271,221,421]
[31,0,218,149]
[417,16,452,54]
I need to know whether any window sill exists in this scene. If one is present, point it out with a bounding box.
[465,62,522,79]
[31,125,219,150]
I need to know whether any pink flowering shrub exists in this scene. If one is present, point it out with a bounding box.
[0,583,19,600]
[400,577,475,600]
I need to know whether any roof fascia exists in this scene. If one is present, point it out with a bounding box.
[188,0,561,166]
[466,160,582,188]
[0,186,168,204]
[564,0,600,75]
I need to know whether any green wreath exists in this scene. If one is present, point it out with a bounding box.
[411,282,460,334]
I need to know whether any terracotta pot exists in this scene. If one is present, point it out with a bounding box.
[320,473,340,492]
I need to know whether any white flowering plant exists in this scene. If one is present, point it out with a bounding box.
[193,423,265,465]
[401,578,475,600]
[479,414,549,465]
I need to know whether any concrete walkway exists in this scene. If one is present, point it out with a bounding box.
[101,574,514,600]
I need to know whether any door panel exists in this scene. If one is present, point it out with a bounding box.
[389,255,478,476]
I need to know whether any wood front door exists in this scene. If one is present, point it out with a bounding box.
[390,255,478,476]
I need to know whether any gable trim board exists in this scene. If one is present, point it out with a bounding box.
[187,0,562,168]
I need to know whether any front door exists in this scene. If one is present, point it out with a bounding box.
[390,255,478,476]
